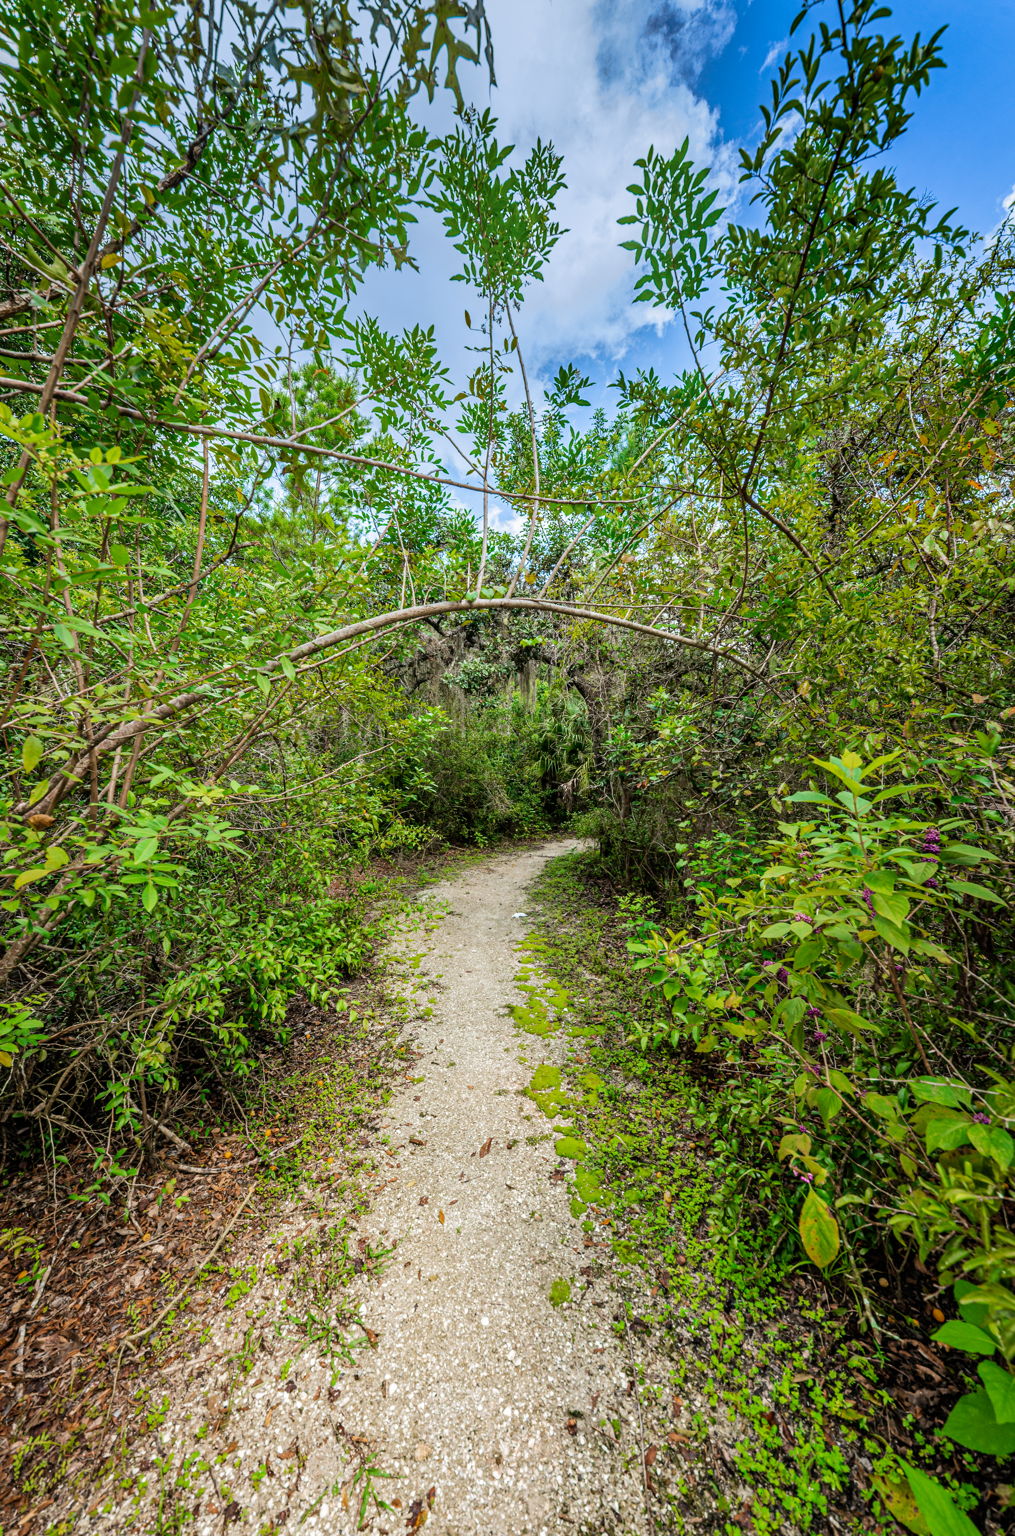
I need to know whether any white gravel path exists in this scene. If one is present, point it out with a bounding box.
[71,841,650,1536]
[306,839,649,1535]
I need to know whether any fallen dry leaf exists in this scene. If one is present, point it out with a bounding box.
[419,1196,429,1206]
[478,1137,492,1158]
[438,1209,445,1224]
[363,1325,379,1348]
[645,1445,659,1469]
[264,1407,274,1428]
[405,1485,437,1530]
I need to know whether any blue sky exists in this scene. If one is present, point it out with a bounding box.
[360,0,1015,423]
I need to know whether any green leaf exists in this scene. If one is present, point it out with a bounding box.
[931,1320,997,1355]
[865,1091,902,1119]
[133,837,158,864]
[799,1188,839,1268]
[978,1361,1015,1425]
[947,880,1004,905]
[926,1116,973,1154]
[778,996,806,1028]
[141,883,158,913]
[255,672,271,697]
[815,1086,842,1124]
[968,1123,1014,1170]
[871,913,910,953]
[955,1281,991,1330]
[279,657,297,682]
[902,1465,981,1536]
[938,843,994,866]
[825,1006,874,1035]
[870,888,910,925]
[912,1079,971,1109]
[21,735,43,773]
[943,1389,1015,1455]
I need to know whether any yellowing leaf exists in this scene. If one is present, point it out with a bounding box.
[13,867,49,890]
[870,1471,928,1536]
[799,1188,839,1268]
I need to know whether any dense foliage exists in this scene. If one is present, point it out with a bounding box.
[2,3,1013,1530]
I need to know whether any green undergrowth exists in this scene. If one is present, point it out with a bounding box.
[10,884,445,1536]
[523,850,989,1536]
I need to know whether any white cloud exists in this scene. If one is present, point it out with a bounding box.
[349,2,737,529]
[354,1,736,386]
[761,35,788,71]
[484,0,736,368]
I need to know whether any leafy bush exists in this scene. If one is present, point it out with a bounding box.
[626,745,1015,1519]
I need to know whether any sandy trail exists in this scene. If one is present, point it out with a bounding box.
[317,839,647,1536]
[73,841,649,1536]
